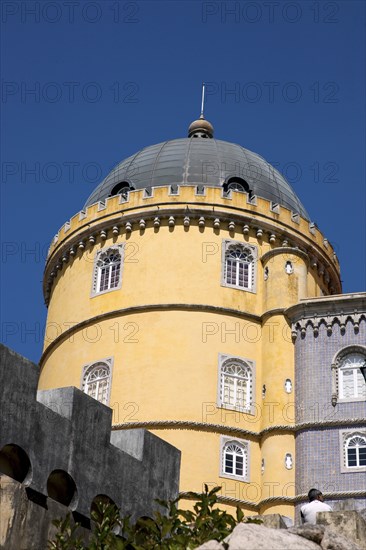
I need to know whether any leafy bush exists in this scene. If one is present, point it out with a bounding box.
[48,485,260,550]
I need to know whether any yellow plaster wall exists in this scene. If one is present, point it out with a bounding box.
[260,433,295,497]
[260,315,295,428]
[39,190,340,518]
[40,310,265,427]
[44,225,274,352]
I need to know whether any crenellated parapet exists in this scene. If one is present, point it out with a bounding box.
[43,186,341,305]
[0,344,181,521]
[286,294,366,340]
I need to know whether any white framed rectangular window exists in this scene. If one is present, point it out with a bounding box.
[91,244,124,297]
[336,350,366,403]
[220,435,249,482]
[81,357,113,406]
[217,353,255,414]
[221,240,257,292]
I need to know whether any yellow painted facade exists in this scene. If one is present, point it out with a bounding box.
[39,183,341,519]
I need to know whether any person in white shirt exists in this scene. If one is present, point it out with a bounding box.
[300,488,332,524]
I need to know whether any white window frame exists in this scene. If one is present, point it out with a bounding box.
[339,430,366,473]
[91,244,124,297]
[81,357,113,406]
[220,436,249,482]
[221,240,257,293]
[332,346,366,404]
[217,354,255,414]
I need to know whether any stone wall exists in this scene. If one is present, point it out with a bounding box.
[0,344,181,549]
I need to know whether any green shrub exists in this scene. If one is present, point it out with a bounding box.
[48,485,260,549]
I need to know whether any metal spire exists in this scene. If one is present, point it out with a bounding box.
[200,83,205,119]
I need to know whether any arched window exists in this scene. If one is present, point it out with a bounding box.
[219,359,252,411]
[338,353,366,400]
[82,360,112,405]
[223,177,252,197]
[223,241,256,292]
[332,346,366,405]
[109,181,133,200]
[97,251,121,292]
[220,437,249,480]
[92,245,123,296]
[340,431,366,472]
[346,435,366,468]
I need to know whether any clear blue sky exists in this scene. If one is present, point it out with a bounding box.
[1,0,365,363]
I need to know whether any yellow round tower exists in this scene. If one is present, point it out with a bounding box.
[38,117,341,519]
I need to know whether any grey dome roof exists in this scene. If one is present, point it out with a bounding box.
[85,138,309,219]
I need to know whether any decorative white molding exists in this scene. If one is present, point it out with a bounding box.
[119,191,129,204]
[169,184,179,196]
[309,222,316,235]
[246,194,257,205]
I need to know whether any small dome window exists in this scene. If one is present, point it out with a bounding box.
[109,181,133,199]
[223,177,253,199]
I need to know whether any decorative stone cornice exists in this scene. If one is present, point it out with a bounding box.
[179,489,366,511]
[43,186,341,304]
[43,205,341,305]
[285,294,366,340]
[110,418,366,440]
[179,491,259,511]
[49,186,323,256]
